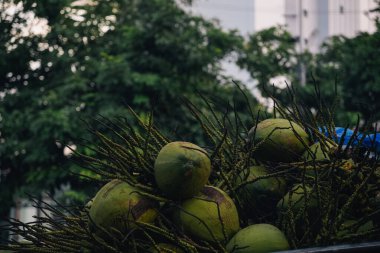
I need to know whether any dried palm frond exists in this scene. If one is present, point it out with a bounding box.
[1,83,380,252]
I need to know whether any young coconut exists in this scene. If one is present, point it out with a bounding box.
[300,141,336,177]
[302,141,336,162]
[80,198,94,223]
[226,224,290,253]
[277,184,320,239]
[337,219,374,240]
[89,179,158,236]
[173,186,240,243]
[370,191,380,226]
[276,184,318,215]
[236,165,286,217]
[154,141,211,200]
[248,118,309,162]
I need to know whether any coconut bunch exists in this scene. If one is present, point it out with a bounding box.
[1,86,380,253]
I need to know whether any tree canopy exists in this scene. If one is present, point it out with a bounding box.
[303,22,380,125]
[237,26,299,93]
[2,0,380,222]
[238,9,380,127]
[0,0,257,218]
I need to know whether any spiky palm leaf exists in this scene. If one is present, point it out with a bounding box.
[1,84,380,252]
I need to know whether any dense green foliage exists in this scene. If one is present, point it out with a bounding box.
[1,86,379,252]
[1,1,380,250]
[237,9,380,127]
[303,23,380,125]
[236,0,380,126]
[237,26,299,93]
[2,0,380,226]
[0,0,256,218]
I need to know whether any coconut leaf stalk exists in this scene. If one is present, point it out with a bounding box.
[1,82,380,252]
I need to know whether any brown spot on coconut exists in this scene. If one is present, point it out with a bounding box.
[154,141,211,200]
[248,118,310,162]
[173,185,240,243]
[89,179,158,236]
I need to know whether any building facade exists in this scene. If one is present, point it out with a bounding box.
[285,0,378,53]
[187,0,255,36]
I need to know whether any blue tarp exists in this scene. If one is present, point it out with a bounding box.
[319,127,380,152]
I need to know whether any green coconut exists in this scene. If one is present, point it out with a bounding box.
[277,184,320,239]
[248,118,309,162]
[337,220,374,239]
[173,185,240,242]
[149,243,185,253]
[80,198,94,222]
[154,141,211,200]
[276,184,318,215]
[89,179,158,235]
[226,224,290,253]
[302,142,334,162]
[84,198,94,209]
[370,191,380,226]
[236,166,286,216]
[300,142,335,177]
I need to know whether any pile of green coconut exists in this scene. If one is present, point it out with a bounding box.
[81,118,379,253]
[2,110,379,253]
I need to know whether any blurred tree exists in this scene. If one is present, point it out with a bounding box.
[237,26,299,94]
[238,14,380,127]
[0,0,44,218]
[0,0,256,219]
[297,0,380,126]
[302,23,380,125]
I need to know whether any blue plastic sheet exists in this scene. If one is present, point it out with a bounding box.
[319,127,380,152]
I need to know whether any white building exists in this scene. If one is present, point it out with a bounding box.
[187,0,255,36]
[183,0,379,93]
[187,0,378,54]
[285,0,378,53]
[186,0,261,97]
[187,0,288,35]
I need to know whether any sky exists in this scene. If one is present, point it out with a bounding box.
[255,0,285,31]
[189,0,285,35]
[188,0,285,105]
